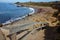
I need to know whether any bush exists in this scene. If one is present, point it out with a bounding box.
[56,26,60,33]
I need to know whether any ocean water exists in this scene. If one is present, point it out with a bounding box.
[0,3,34,24]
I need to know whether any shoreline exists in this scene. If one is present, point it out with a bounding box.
[2,7,35,26]
[1,6,55,27]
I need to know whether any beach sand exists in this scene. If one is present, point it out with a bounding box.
[0,6,57,40]
[3,6,55,27]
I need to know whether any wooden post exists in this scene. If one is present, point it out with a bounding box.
[8,33,17,40]
[0,29,6,40]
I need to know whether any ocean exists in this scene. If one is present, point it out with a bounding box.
[0,3,35,25]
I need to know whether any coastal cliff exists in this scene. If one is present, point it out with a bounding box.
[0,1,60,40]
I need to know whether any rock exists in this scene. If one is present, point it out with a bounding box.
[0,24,3,27]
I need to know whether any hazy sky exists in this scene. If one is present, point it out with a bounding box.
[0,0,59,3]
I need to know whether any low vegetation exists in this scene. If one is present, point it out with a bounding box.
[15,1,60,7]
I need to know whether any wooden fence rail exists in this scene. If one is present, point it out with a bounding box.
[0,22,48,40]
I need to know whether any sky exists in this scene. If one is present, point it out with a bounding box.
[0,0,59,3]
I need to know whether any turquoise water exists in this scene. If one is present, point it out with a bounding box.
[0,3,33,24]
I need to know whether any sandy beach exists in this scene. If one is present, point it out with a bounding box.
[0,0,60,40]
[0,6,58,40]
[2,6,55,27]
